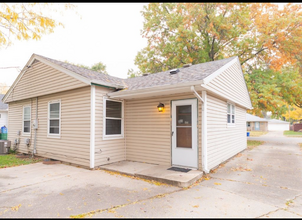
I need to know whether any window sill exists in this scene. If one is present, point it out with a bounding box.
[22,133,31,136]
[103,135,124,140]
[47,135,61,139]
[226,123,236,128]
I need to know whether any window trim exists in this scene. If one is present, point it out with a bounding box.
[47,100,61,138]
[103,97,124,140]
[22,105,31,136]
[227,102,236,127]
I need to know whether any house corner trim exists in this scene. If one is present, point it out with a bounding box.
[90,85,96,168]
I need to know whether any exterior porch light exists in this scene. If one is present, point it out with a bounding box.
[157,103,165,112]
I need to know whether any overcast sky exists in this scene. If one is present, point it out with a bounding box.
[0,3,148,87]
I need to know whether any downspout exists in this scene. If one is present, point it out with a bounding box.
[190,86,209,173]
[32,97,38,157]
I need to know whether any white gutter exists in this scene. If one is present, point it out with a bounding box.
[90,85,96,169]
[191,86,209,173]
[108,80,204,99]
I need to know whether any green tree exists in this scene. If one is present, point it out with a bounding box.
[91,62,107,74]
[0,3,76,48]
[65,60,108,74]
[134,3,302,116]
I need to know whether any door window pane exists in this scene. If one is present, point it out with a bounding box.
[176,105,192,148]
[177,105,191,125]
[177,127,192,148]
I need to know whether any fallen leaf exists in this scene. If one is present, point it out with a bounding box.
[214,182,222,185]
[11,204,21,211]
[192,205,199,208]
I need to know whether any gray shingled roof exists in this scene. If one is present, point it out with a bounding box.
[35,54,237,91]
[246,113,268,122]
[0,94,8,110]
[35,54,125,87]
[124,57,236,91]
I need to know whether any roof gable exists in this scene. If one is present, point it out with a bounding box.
[3,55,88,103]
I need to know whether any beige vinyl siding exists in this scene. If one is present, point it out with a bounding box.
[8,86,91,167]
[5,60,87,103]
[206,93,247,170]
[125,93,202,169]
[94,86,126,166]
[8,99,34,154]
[206,61,252,109]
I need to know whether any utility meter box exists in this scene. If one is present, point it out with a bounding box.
[25,138,30,145]
[32,119,38,129]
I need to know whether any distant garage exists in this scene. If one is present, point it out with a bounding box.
[268,119,290,131]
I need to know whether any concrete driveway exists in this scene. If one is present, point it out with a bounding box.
[1,130,302,218]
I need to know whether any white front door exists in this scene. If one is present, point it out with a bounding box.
[172,99,198,169]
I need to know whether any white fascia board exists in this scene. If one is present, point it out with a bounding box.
[202,57,238,85]
[107,80,204,99]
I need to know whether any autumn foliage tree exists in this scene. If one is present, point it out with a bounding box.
[0,3,75,48]
[134,3,302,117]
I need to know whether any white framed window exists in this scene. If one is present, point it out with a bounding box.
[23,106,31,135]
[48,100,61,137]
[103,97,124,139]
[227,103,235,125]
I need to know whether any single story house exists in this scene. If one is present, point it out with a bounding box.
[268,119,290,131]
[246,113,268,131]
[0,94,8,128]
[2,54,253,173]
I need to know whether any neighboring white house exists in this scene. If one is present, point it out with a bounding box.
[0,94,8,128]
[268,119,290,131]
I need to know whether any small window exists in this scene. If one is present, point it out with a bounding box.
[247,122,251,127]
[227,103,235,124]
[48,101,61,136]
[23,106,31,134]
[104,99,123,138]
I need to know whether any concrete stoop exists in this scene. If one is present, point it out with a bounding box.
[99,161,204,188]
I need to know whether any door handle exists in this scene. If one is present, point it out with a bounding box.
[172,131,174,136]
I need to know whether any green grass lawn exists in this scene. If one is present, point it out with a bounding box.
[0,154,43,169]
[249,131,268,137]
[283,131,302,137]
[247,140,264,150]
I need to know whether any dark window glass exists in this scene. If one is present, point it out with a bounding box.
[49,119,60,134]
[106,100,122,118]
[24,121,30,133]
[106,119,121,135]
